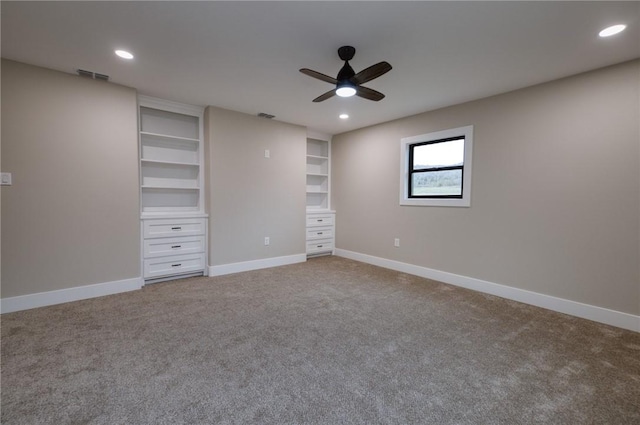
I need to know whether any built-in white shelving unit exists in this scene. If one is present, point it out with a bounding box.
[306,137,335,257]
[306,138,330,210]
[139,103,203,213]
[138,95,207,282]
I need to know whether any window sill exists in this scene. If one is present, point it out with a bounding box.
[400,197,470,207]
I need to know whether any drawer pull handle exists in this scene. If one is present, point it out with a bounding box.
[317,245,323,248]
[171,263,182,267]
[317,232,323,235]
[171,227,182,231]
[317,219,323,222]
[171,245,182,249]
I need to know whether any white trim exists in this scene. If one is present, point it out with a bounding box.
[1,277,143,314]
[335,249,640,332]
[209,253,307,277]
[400,125,473,207]
[138,95,204,116]
[306,129,332,142]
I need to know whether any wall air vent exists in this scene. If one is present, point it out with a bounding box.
[76,69,110,81]
[257,112,275,119]
[77,69,94,78]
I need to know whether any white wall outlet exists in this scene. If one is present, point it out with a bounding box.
[1,172,12,186]
[264,149,270,158]
[394,238,400,247]
[264,237,270,246]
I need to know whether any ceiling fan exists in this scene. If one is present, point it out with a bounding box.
[300,46,392,102]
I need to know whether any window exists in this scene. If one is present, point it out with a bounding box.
[400,125,473,207]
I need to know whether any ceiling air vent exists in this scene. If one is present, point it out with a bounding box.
[76,69,110,81]
[257,112,275,119]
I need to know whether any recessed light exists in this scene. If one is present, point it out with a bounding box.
[339,114,349,119]
[115,50,134,60]
[599,24,626,37]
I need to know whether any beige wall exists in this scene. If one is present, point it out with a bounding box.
[205,106,306,266]
[1,59,140,298]
[332,60,640,315]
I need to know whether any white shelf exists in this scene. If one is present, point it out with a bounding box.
[141,159,199,166]
[140,131,199,143]
[306,193,328,209]
[307,173,328,192]
[306,154,328,160]
[141,138,198,164]
[141,185,199,190]
[306,157,328,175]
[140,106,199,140]
[141,160,200,188]
[142,188,200,211]
[307,138,329,157]
[143,206,201,213]
[141,211,208,219]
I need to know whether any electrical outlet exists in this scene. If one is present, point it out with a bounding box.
[1,172,12,186]
[394,238,400,247]
[264,237,270,246]
[264,149,270,158]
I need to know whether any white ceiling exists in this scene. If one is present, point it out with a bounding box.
[2,1,638,136]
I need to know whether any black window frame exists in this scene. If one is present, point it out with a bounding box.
[407,136,465,199]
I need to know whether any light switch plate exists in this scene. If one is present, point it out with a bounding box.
[1,172,11,186]
[264,149,270,158]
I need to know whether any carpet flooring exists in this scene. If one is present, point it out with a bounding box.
[1,256,639,424]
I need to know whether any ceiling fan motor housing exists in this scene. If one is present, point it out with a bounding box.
[337,46,356,91]
[338,46,356,61]
[337,62,355,82]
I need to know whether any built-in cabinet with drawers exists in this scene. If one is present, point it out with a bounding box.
[306,137,335,257]
[139,96,207,282]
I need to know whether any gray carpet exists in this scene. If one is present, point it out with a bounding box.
[1,256,639,424]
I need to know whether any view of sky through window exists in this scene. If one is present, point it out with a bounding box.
[413,138,464,168]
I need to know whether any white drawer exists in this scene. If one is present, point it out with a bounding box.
[143,253,206,279]
[144,235,205,259]
[306,226,333,241]
[306,214,334,227]
[306,239,334,254]
[143,218,205,239]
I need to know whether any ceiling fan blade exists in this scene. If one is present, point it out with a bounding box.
[351,61,392,85]
[355,86,385,101]
[313,89,336,103]
[300,68,338,85]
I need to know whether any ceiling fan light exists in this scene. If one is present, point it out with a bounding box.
[336,85,356,98]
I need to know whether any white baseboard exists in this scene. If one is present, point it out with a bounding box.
[209,253,307,277]
[335,249,640,333]
[1,277,144,314]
